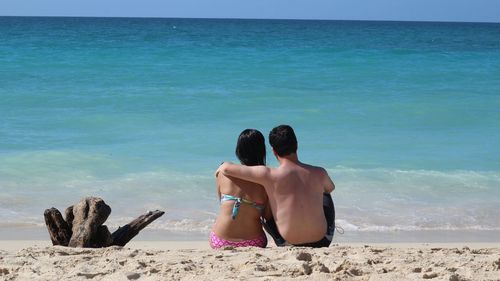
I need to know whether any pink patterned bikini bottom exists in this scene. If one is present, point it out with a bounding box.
[209,231,267,249]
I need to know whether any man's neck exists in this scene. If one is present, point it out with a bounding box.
[277,153,299,165]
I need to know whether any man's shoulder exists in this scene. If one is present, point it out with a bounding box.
[301,162,327,173]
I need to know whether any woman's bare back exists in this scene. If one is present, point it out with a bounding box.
[212,174,268,240]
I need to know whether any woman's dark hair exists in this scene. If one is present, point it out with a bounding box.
[269,124,297,157]
[235,129,266,166]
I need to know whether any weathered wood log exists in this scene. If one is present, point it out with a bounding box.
[89,225,113,248]
[64,205,74,230]
[111,210,165,246]
[68,197,111,248]
[43,208,72,246]
[44,197,164,248]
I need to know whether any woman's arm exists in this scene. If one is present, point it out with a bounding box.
[215,174,222,200]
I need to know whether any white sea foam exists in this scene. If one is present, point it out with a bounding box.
[1,156,499,234]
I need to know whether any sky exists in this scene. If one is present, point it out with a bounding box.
[1,0,500,23]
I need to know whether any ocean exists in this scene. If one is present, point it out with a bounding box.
[1,17,499,241]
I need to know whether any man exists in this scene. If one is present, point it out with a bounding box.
[217,125,335,247]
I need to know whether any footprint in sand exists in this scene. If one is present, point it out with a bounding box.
[295,252,312,262]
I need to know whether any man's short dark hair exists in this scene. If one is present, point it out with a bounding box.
[269,125,298,157]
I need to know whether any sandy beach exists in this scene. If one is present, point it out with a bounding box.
[1,241,499,280]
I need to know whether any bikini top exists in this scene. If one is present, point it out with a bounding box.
[220,194,265,220]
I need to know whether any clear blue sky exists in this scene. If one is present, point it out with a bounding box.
[1,0,500,23]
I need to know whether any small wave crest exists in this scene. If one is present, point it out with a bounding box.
[1,164,500,234]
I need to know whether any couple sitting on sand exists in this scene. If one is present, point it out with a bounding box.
[211,125,335,249]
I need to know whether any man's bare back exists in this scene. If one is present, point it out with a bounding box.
[217,125,335,246]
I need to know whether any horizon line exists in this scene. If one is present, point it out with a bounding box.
[1,15,499,24]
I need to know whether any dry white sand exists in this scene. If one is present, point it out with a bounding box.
[1,241,499,280]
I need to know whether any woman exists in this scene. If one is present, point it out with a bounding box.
[210,129,269,249]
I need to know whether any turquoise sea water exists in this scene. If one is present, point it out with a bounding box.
[1,17,499,240]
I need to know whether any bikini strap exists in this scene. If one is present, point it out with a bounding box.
[232,198,241,219]
[221,194,242,219]
[244,200,265,211]
[220,194,264,219]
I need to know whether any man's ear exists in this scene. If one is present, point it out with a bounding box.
[272,148,278,158]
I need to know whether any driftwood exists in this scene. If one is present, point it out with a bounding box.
[112,210,165,246]
[44,197,164,248]
[44,208,71,246]
[90,225,113,248]
[64,205,74,230]
[68,197,111,247]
